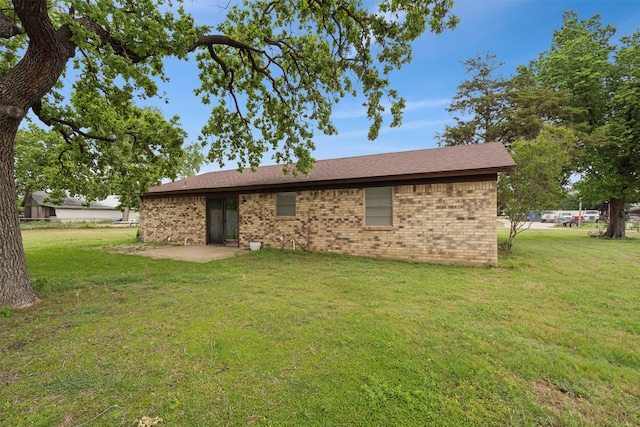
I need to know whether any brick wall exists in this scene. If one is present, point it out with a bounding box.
[140,196,207,245]
[140,179,498,265]
[240,179,498,265]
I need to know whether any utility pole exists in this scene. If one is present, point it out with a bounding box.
[578,198,583,227]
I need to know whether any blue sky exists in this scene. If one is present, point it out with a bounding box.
[157,0,640,173]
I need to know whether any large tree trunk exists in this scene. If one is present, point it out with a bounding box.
[0,0,75,307]
[0,68,39,307]
[0,127,38,307]
[605,197,626,239]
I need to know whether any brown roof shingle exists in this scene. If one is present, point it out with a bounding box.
[146,142,515,196]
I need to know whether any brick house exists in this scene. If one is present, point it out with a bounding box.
[140,142,515,265]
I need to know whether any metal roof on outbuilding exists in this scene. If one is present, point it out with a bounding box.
[28,192,120,210]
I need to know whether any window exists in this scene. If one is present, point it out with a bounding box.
[276,192,296,217]
[365,187,392,226]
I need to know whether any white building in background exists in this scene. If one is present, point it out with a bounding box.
[540,210,602,223]
[23,191,136,222]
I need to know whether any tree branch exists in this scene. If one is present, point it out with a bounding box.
[206,45,246,126]
[189,34,263,54]
[13,0,57,53]
[0,10,22,38]
[74,16,145,63]
[31,100,117,143]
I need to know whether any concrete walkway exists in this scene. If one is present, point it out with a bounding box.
[137,245,246,263]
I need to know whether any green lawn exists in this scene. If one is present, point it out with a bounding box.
[1,228,639,426]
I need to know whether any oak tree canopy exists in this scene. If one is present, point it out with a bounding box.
[0,0,458,307]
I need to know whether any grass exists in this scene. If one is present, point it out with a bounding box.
[19,219,117,230]
[1,227,639,426]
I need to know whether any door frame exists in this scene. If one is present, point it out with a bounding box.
[206,196,239,245]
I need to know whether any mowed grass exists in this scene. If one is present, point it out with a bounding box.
[1,228,639,426]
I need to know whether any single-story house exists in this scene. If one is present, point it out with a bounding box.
[140,142,516,265]
[23,191,132,222]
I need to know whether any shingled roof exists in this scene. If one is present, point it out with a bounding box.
[146,142,515,196]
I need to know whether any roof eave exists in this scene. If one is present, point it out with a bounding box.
[142,166,510,198]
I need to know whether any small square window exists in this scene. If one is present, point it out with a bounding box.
[365,187,392,226]
[276,192,296,217]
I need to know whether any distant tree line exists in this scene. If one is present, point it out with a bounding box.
[438,11,639,250]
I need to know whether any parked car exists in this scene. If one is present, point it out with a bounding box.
[626,214,640,222]
[583,210,600,222]
[556,215,578,227]
[113,218,139,226]
[528,211,542,221]
[540,211,557,223]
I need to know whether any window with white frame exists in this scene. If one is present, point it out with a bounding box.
[276,192,296,217]
[365,187,392,226]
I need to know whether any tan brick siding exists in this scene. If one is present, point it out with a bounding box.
[140,196,207,245]
[240,180,497,265]
[140,179,498,265]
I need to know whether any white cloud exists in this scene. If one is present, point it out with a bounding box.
[404,98,451,111]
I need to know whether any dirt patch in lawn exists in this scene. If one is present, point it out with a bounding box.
[531,380,600,425]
